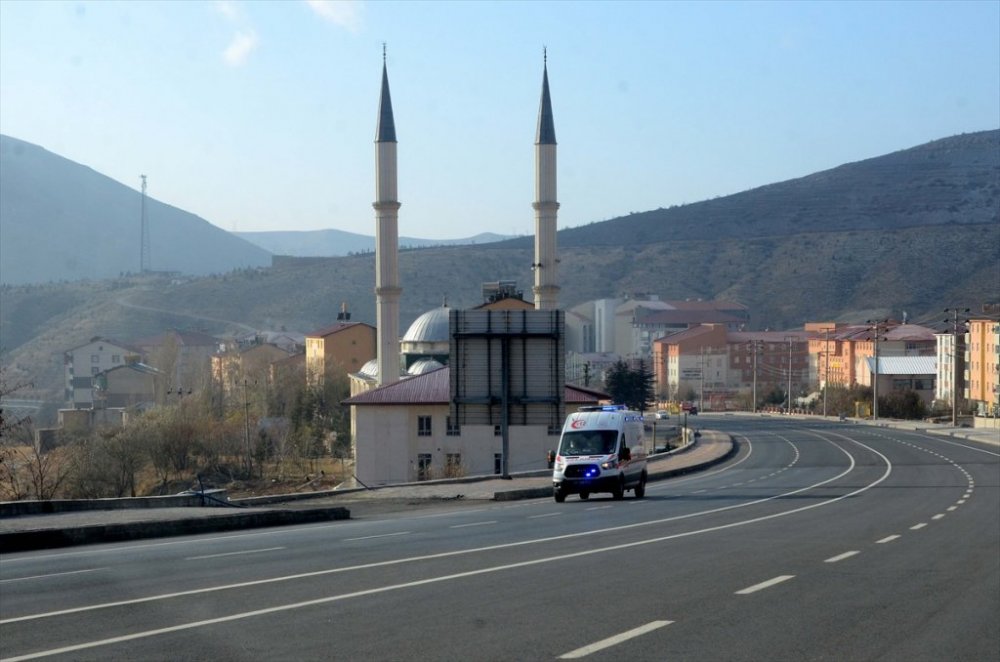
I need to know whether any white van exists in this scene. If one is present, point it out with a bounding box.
[552,405,648,502]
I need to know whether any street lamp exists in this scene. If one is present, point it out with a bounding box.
[944,308,970,427]
[746,340,761,414]
[866,320,889,420]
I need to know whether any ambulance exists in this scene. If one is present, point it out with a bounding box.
[552,405,648,502]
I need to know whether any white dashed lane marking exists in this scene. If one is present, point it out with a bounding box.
[735,575,795,595]
[559,620,674,659]
[824,551,860,563]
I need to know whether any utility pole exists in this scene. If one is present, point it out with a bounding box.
[785,336,795,414]
[699,347,706,412]
[746,340,762,413]
[242,377,253,478]
[944,308,970,426]
[866,319,889,420]
[823,328,831,417]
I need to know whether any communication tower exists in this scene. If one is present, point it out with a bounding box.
[140,175,150,273]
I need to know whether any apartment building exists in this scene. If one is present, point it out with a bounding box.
[305,322,377,388]
[63,337,143,408]
[652,324,810,410]
[965,317,1000,416]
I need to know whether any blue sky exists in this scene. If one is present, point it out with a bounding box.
[1,0,997,239]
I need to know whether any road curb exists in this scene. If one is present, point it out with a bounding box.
[0,507,350,553]
[490,435,738,501]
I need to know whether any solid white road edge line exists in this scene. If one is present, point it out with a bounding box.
[0,568,108,584]
[449,521,497,529]
[2,431,891,628]
[185,547,286,561]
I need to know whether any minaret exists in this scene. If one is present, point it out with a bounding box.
[533,49,560,310]
[374,48,401,385]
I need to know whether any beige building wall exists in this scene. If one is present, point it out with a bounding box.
[306,324,376,387]
[102,367,157,408]
[966,318,999,415]
[351,403,557,486]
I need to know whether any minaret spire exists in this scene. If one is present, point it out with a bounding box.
[374,49,401,385]
[533,50,560,310]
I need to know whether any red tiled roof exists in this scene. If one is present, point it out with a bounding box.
[651,325,720,345]
[565,383,610,403]
[637,309,743,325]
[344,366,606,406]
[663,299,748,312]
[307,321,375,338]
[727,330,811,343]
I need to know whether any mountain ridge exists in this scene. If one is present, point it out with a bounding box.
[1,129,997,399]
[0,135,271,285]
[235,229,514,257]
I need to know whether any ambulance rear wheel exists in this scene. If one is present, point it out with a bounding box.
[554,488,566,503]
[635,473,647,499]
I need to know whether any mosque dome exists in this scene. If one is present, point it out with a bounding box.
[402,306,450,343]
[407,358,445,376]
[357,358,379,380]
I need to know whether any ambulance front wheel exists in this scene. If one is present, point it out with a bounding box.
[612,476,625,500]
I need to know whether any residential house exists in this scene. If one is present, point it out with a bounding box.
[93,362,160,409]
[63,337,142,408]
[212,342,298,398]
[565,294,749,359]
[935,331,965,408]
[133,329,221,397]
[864,356,937,407]
[653,325,810,410]
[804,322,938,390]
[305,322,377,388]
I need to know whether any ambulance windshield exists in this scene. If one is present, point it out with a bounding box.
[558,430,618,456]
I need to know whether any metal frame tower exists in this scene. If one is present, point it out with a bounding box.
[140,175,150,273]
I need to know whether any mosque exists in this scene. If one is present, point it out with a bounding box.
[344,53,607,486]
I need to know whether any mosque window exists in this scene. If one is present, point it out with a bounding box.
[417,454,432,481]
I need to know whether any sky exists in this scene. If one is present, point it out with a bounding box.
[1,1,998,240]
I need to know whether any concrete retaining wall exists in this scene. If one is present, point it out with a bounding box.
[0,490,229,517]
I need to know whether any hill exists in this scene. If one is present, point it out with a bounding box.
[236,229,513,257]
[1,130,998,400]
[501,130,999,249]
[0,135,272,284]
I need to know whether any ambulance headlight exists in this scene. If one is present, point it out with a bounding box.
[601,458,618,470]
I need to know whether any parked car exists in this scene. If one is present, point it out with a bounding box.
[655,410,670,420]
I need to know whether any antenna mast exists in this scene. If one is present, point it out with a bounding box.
[139,175,150,273]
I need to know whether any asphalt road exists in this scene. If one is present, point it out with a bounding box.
[1,415,997,661]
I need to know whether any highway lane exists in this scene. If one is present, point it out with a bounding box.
[1,416,996,660]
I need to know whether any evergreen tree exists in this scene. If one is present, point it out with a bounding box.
[604,359,654,412]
